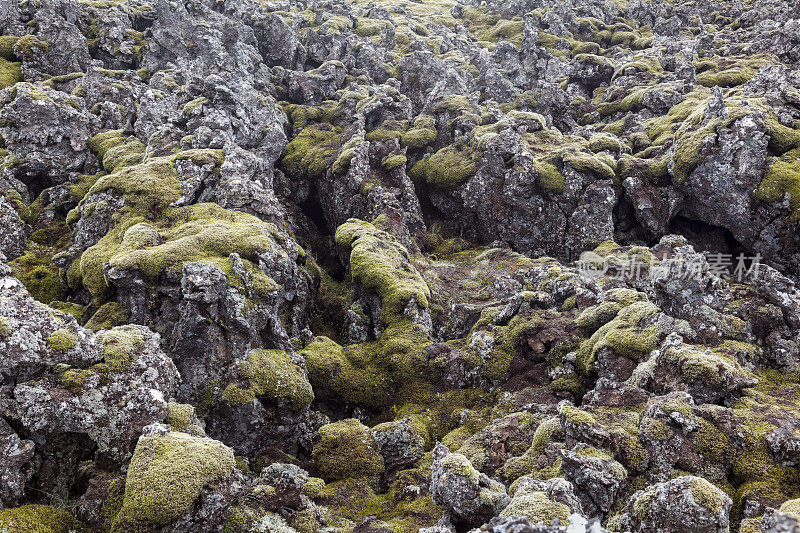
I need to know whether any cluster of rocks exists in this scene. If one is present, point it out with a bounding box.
[0,0,799,531]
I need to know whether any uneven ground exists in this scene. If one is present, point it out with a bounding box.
[0,0,799,531]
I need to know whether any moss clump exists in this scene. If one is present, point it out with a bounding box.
[47,329,78,352]
[0,57,22,90]
[313,419,385,482]
[577,301,661,374]
[235,349,314,411]
[402,115,437,148]
[282,123,342,179]
[0,505,80,533]
[182,96,207,116]
[0,317,11,339]
[533,159,565,194]
[335,219,430,325]
[79,203,281,300]
[500,491,570,523]
[560,404,597,425]
[381,154,407,171]
[755,148,800,221]
[13,35,48,59]
[83,151,222,218]
[409,145,477,189]
[440,452,480,483]
[0,35,19,58]
[166,401,196,432]
[501,417,564,482]
[10,245,68,304]
[56,366,94,394]
[89,130,146,172]
[589,134,625,153]
[562,150,616,181]
[660,343,755,391]
[223,383,256,405]
[85,302,129,332]
[112,432,234,528]
[91,325,144,378]
[690,476,725,514]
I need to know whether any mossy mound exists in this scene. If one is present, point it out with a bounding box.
[77,203,283,301]
[0,505,81,533]
[334,219,430,325]
[408,145,478,189]
[228,349,314,411]
[111,431,235,529]
[282,123,343,179]
[577,300,662,374]
[89,130,146,172]
[313,419,385,482]
[755,148,800,221]
[301,319,438,409]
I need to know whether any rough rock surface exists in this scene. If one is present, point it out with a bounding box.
[0,0,799,531]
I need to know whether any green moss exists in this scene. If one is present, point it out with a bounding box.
[182,97,207,116]
[91,325,144,378]
[222,383,256,405]
[82,159,178,222]
[661,344,754,388]
[533,159,565,194]
[690,477,725,514]
[13,35,48,58]
[365,119,406,142]
[562,150,616,181]
[641,418,671,441]
[381,154,407,171]
[695,61,766,88]
[112,432,234,529]
[0,505,79,533]
[598,88,646,117]
[354,18,389,37]
[755,148,800,221]
[501,417,563,482]
[165,401,196,432]
[0,35,19,58]
[0,317,11,339]
[282,123,342,179]
[335,219,429,325]
[577,301,661,374]
[589,134,625,153]
[89,131,146,172]
[56,366,93,394]
[10,245,69,305]
[79,203,281,301]
[313,419,384,482]
[402,115,437,148]
[0,57,22,90]
[780,498,800,515]
[500,491,570,523]
[440,452,480,483]
[47,329,78,352]
[85,302,129,332]
[48,301,84,322]
[302,318,436,409]
[408,145,477,188]
[101,477,125,532]
[561,404,597,425]
[235,349,314,411]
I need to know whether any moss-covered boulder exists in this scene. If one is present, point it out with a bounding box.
[313,419,385,482]
[0,505,81,533]
[111,431,235,529]
[335,218,430,326]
